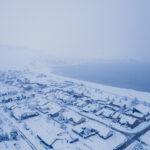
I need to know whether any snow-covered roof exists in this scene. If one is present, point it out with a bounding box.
[133,104,150,115]
[63,111,83,123]
[120,114,137,125]
[102,108,114,117]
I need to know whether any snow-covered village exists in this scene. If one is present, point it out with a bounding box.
[0,70,150,150]
[1,0,150,150]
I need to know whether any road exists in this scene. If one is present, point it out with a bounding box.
[114,125,150,150]
[54,101,150,150]
[16,127,38,150]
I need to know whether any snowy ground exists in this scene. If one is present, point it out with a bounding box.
[0,70,150,150]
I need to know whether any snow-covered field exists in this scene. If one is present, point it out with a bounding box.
[0,70,150,150]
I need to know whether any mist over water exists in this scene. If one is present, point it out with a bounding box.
[53,61,150,92]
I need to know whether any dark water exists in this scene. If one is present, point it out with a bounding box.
[53,61,150,92]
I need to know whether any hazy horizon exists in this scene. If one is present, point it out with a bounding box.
[0,0,150,63]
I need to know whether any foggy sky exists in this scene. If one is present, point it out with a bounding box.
[0,0,150,61]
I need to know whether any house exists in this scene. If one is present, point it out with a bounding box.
[112,112,121,123]
[95,108,104,116]
[48,108,65,118]
[102,108,115,118]
[36,126,62,148]
[48,103,65,118]
[50,111,67,124]
[97,128,114,139]
[82,104,100,113]
[96,107,115,119]
[124,104,150,121]
[63,111,86,126]
[109,101,120,108]
[36,105,49,114]
[72,126,97,139]
[132,104,150,119]
[119,114,140,128]
[109,100,128,112]
[20,112,39,120]
[90,123,114,140]
[127,119,140,129]
[10,107,39,121]
[75,100,89,107]
[125,109,145,120]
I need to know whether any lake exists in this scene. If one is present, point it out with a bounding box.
[53,61,150,92]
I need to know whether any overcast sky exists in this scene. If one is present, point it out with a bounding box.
[0,0,150,62]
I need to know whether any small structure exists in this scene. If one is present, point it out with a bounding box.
[63,111,86,126]
[67,137,79,144]
[20,112,39,120]
[10,129,18,140]
[101,108,115,118]
[75,100,89,108]
[82,104,100,113]
[133,104,150,116]
[96,107,115,119]
[90,123,114,140]
[37,135,53,148]
[97,130,114,139]
[119,114,140,128]
[112,112,121,123]
[47,103,64,118]
[72,126,97,139]
[125,109,145,120]
[11,107,39,121]
[48,108,65,118]
[0,128,9,142]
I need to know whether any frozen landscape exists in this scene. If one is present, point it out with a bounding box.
[0,69,150,150]
[0,0,150,149]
